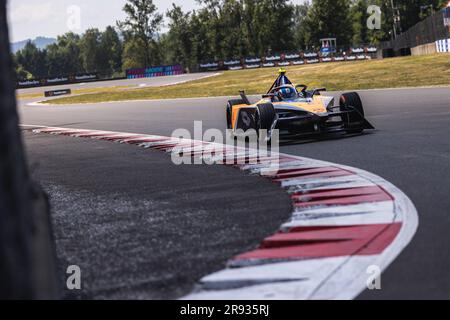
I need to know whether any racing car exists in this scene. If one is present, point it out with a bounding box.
[226,69,374,141]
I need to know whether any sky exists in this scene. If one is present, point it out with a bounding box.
[7,0,307,43]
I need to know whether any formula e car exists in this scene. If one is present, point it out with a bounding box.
[226,69,374,140]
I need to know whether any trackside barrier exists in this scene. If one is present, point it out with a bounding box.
[17,73,98,89]
[199,47,378,71]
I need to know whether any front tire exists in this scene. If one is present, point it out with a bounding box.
[340,92,364,134]
[256,103,276,130]
[255,103,276,143]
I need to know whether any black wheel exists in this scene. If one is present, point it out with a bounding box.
[256,103,276,130]
[340,92,364,134]
[226,99,246,129]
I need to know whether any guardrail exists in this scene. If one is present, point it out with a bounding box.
[199,46,379,71]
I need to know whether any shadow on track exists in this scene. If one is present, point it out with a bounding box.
[279,131,377,147]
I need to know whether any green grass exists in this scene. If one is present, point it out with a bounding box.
[40,53,450,105]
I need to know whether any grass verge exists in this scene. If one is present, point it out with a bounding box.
[40,54,450,105]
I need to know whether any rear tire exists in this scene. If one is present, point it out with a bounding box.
[340,92,364,134]
[226,99,246,129]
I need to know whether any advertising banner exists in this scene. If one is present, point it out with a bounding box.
[17,73,98,89]
[126,65,184,79]
[44,89,72,97]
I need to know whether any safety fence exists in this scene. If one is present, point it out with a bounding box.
[381,7,450,53]
[198,45,379,71]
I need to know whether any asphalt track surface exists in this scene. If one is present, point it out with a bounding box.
[17,72,216,95]
[23,131,292,299]
[19,85,450,299]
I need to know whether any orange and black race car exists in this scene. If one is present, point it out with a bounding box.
[226,69,374,141]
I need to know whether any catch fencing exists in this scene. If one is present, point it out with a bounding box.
[381,7,450,53]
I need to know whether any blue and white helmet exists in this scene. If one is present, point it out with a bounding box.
[278,86,297,100]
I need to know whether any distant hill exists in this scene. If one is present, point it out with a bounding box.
[11,37,56,53]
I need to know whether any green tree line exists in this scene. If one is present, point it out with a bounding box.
[13,0,449,80]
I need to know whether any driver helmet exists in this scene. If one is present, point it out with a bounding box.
[278,86,297,100]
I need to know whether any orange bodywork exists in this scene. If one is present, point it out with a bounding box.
[231,96,328,129]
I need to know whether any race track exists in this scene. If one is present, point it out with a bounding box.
[18,86,450,299]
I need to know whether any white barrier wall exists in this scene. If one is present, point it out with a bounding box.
[411,42,438,56]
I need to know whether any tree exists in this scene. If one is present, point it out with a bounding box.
[46,33,82,77]
[11,54,32,81]
[165,0,298,65]
[351,0,368,45]
[240,0,295,56]
[189,10,211,67]
[100,26,123,76]
[241,0,259,55]
[117,0,163,68]
[220,0,246,58]
[15,41,47,78]
[79,28,102,74]
[292,2,311,50]
[165,4,194,69]
[305,0,353,48]
[122,37,149,70]
[262,0,295,53]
